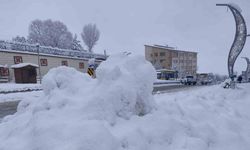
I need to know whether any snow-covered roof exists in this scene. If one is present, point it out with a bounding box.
[0,64,8,68]
[11,63,39,69]
[0,40,106,60]
[145,44,197,53]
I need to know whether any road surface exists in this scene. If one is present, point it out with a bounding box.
[0,101,20,120]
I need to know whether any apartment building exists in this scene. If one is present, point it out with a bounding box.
[145,44,197,78]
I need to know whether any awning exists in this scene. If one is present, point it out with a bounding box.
[11,63,39,69]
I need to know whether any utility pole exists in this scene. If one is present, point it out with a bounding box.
[36,44,42,84]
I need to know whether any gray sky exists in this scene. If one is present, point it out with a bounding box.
[0,0,249,74]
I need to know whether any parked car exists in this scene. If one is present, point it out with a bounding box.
[181,76,197,85]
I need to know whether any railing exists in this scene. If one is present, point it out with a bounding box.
[0,40,106,60]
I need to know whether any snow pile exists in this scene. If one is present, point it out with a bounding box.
[95,54,156,119]
[41,54,156,123]
[0,53,156,150]
[150,85,250,150]
[1,53,250,150]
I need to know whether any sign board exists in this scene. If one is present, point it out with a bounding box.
[87,67,95,77]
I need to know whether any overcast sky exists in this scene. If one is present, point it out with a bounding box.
[0,0,249,74]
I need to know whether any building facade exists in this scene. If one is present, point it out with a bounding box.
[145,45,197,78]
[0,41,106,82]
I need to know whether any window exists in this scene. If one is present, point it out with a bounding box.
[40,59,48,66]
[61,61,68,66]
[14,56,23,64]
[79,62,84,69]
[0,68,9,76]
[172,52,178,57]
[154,53,158,57]
[160,59,165,63]
[160,52,165,56]
[172,59,177,63]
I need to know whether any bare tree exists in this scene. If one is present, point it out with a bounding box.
[12,36,27,43]
[81,24,100,53]
[28,19,73,49]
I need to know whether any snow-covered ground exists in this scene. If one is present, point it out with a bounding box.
[153,83,182,88]
[0,83,42,93]
[0,91,43,103]
[0,54,250,150]
[155,79,180,84]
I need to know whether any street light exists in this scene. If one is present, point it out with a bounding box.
[36,44,42,84]
[216,3,247,89]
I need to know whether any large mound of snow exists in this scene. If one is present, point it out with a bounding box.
[1,54,250,150]
[108,84,250,150]
[0,53,156,150]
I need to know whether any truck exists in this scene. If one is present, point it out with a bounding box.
[197,73,212,85]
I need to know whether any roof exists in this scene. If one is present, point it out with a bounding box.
[11,63,39,69]
[145,44,197,54]
[0,40,106,60]
[0,49,102,62]
[0,64,8,68]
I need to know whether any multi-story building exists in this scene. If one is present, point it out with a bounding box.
[145,44,197,78]
[0,40,106,83]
